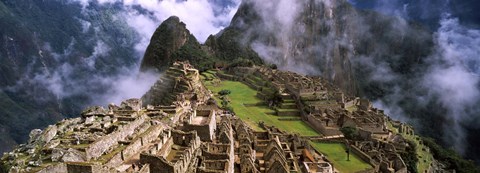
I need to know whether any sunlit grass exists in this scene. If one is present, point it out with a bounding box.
[310,142,373,173]
[203,78,319,136]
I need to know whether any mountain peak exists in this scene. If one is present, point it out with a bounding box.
[140,16,193,72]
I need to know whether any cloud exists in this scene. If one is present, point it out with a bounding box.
[11,0,242,108]
[76,0,240,44]
[98,70,158,105]
[241,0,480,157]
[419,16,480,153]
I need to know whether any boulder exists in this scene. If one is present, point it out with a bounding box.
[85,116,96,125]
[28,160,41,167]
[81,106,107,117]
[108,103,120,113]
[120,98,142,111]
[52,148,86,162]
[51,148,65,162]
[44,139,60,149]
[28,129,43,143]
[40,125,57,144]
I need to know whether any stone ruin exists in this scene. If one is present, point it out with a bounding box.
[0,62,423,173]
[218,66,416,172]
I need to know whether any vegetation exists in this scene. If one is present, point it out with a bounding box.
[266,91,283,108]
[204,27,264,65]
[203,77,319,136]
[218,90,232,96]
[310,142,373,173]
[422,137,479,173]
[226,58,256,69]
[340,126,359,140]
[268,63,278,69]
[217,89,231,109]
[401,140,419,173]
[385,123,433,172]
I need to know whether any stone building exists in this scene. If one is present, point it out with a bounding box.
[1,62,427,173]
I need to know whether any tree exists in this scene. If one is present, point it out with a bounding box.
[400,140,418,173]
[340,126,359,140]
[269,63,278,69]
[221,98,229,108]
[267,91,283,108]
[218,89,231,96]
[218,89,231,109]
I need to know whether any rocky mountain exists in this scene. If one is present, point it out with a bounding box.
[0,0,140,153]
[140,16,263,73]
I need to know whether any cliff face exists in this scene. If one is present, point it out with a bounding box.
[218,0,433,96]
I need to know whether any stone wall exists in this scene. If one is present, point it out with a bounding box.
[276,110,300,116]
[349,145,378,170]
[158,138,174,158]
[184,110,216,141]
[37,163,67,173]
[86,116,146,160]
[306,115,342,136]
[216,72,237,81]
[142,130,201,173]
[140,154,175,173]
[202,160,229,172]
[65,163,109,173]
[202,150,229,160]
[122,125,165,161]
[138,163,150,173]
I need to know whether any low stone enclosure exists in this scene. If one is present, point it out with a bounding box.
[1,62,426,173]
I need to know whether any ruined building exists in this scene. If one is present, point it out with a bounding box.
[1,62,428,173]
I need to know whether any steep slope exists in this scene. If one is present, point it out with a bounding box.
[140,16,192,72]
[140,16,263,72]
[0,0,140,153]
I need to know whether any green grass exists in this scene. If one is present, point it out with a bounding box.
[203,78,319,136]
[201,70,217,80]
[276,108,300,112]
[404,132,433,173]
[386,121,433,173]
[310,142,373,173]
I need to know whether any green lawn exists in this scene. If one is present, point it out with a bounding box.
[310,142,373,173]
[203,79,319,136]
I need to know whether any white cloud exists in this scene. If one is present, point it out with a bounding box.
[420,16,480,153]
[76,0,240,44]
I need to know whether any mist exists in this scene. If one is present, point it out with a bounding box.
[349,0,480,157]
[234,0,480,159]
[11,0,242,106]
